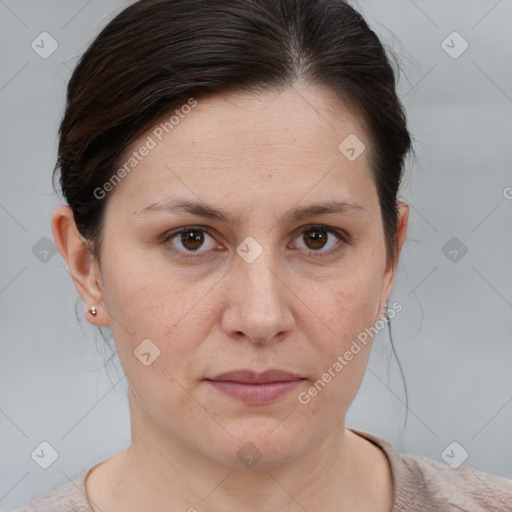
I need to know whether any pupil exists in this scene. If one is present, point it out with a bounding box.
[306,229,326,250]
[182,230,204,250]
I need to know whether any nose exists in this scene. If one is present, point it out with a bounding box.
[221,254,295,344]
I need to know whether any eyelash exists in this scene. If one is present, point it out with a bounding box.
[161,224,347,260]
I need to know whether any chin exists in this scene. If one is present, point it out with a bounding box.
[199,421,314,469]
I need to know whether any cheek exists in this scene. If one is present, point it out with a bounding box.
[301,266,382,390]
[298,288,376,421]
[98,249,220,404]
[100,243,218,341]
[309,268,381,343]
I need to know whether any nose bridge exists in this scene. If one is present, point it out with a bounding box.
[223,241,294,342]
[237,245,283,309]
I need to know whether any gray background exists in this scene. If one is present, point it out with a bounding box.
[1,0,511,509]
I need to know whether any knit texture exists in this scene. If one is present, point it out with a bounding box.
[20,428,512,511]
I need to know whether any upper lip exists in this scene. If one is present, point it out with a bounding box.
[207,370,304,383]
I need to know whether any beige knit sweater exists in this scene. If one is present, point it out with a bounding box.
[19,429,512,511]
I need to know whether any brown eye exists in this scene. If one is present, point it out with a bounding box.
[180,229,205,250]
[303,228,328,250]
[165,227,219,254]
[292,225,345,256]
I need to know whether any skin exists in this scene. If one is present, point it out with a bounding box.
[52,84,409,512]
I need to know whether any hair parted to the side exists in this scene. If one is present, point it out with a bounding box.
[54,0,412,423]
[54,0,412,265]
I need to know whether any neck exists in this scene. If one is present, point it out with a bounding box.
[87,390,392,512]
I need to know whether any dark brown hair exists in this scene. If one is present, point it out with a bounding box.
[54,0,412,266]
[55,0,412,423]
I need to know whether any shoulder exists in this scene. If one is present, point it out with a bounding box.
[399,450,512,512]
[350,428,512,512]
[18,468,93,512]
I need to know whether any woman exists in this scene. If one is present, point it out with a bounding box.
[22,0,512,510]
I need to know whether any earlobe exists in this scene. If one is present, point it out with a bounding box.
[51,205,109,327]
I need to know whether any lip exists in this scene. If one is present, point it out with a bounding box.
[209,369,304,383]
[205,369,305,404]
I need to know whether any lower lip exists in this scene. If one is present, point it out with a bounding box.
[206,379,303,404]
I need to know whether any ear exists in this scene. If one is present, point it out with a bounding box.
[51,205,110,327]
[379,200,409,317]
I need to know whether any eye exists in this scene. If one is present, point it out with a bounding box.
[291,225,346,256]
[161,224,347,260]
[163,226,221,255]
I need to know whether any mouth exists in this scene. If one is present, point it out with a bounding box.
[205,369,306,404]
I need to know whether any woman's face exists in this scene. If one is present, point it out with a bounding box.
[73,85,407,467]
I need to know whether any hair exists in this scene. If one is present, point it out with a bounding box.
[54,0,412,424]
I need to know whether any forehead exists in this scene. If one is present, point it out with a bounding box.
[107,85,377,217]
[171,86,367,156]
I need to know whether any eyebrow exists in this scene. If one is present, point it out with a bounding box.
[139,198,366,225]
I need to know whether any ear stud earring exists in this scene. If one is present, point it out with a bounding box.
[88,306,97,316]
[383,299,389,319]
